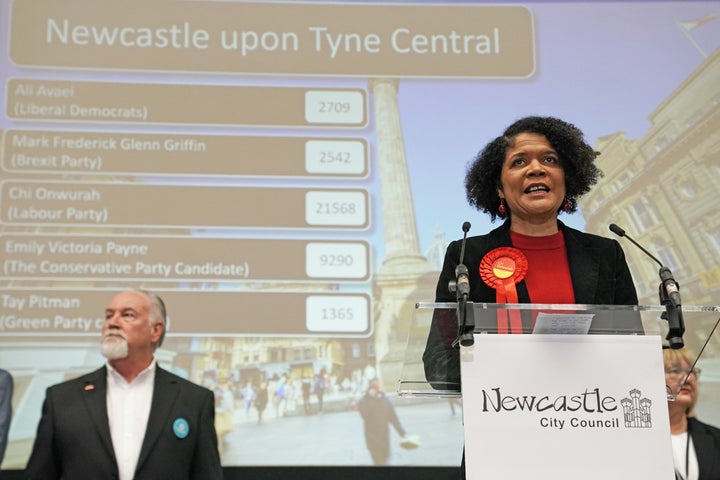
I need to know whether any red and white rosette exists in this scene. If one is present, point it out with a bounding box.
[479,247,528,334]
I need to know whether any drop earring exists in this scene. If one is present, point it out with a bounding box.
[498,199,506,215]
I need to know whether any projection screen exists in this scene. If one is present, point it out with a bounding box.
[1,0,719,473]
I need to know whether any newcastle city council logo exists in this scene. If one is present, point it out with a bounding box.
[621,388,652,428]
[478,386,656,431]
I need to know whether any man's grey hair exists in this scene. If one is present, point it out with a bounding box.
[135,289,167,348]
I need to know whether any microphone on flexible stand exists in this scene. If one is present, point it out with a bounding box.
[450,222,473,347]
[609,223,685,349]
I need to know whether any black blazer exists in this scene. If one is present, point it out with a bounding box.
[25,365,223,480]
[689,417,720,480]
[0,369,12,465]
[423,220,639,386]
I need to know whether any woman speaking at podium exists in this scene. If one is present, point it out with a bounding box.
[423,115,638,389]
[422,115,640,478]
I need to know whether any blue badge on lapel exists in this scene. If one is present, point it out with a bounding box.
[173,418,189,439]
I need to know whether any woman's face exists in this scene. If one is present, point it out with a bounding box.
[665,360,698,410]
[498,133,566,225]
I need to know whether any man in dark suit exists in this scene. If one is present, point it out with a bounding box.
[25,289,223,480]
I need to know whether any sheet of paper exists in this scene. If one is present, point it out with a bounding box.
[532,312,594,334]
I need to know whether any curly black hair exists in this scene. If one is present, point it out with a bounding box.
[465,116,602,222]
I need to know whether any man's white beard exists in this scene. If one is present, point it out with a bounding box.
[101,333,128,360]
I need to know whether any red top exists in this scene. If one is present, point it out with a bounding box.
[510,230,575,304]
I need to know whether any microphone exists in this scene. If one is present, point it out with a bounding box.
[608,224,682,307]
[455,221,471,299]
[609,223,684,349]
[451,222,474,348]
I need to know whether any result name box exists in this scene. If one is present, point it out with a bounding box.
[0,234,371,282]
[7,79,367,127]
[1,181,370,229]
[0,289,372,336]
[2,129,369,178]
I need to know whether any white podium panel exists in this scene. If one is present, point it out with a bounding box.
[460,334,674,480]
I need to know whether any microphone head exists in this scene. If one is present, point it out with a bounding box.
[455,264,469,276]
[459,333,474,347]
[609,224,625,237]
[462,221,471,233]
[666,335,684,350]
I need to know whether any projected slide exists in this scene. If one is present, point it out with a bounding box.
[1,0,719,470]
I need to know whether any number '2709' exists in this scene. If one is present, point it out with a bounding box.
[318,101,352,113]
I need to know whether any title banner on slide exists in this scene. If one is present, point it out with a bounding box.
[9,1,535,78]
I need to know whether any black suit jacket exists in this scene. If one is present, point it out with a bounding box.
[689,417,720,480]
[423,220,639,387]
[0,369,12,465]
[25,365,223,480]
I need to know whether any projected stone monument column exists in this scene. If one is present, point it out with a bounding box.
[369,78,435,388]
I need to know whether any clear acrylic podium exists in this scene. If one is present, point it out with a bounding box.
[398,302,720,399]
[398,302,719,479]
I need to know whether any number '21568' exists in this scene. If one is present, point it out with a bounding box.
[315,202,356,215]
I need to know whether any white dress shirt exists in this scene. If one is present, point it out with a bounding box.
[671,431,699,480]
[106,360,156,480]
